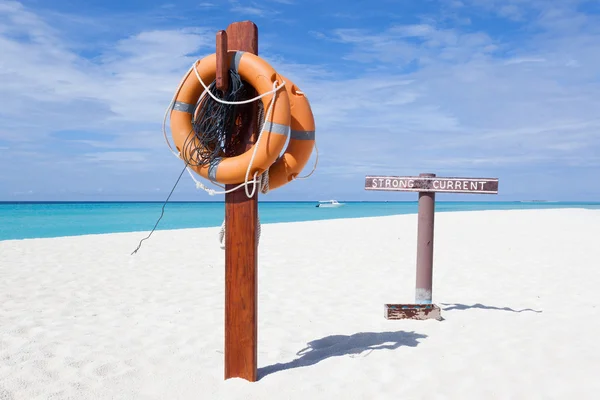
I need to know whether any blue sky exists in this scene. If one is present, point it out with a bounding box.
[1,0,599,202]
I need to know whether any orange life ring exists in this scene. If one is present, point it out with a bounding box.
[170,51,291,185]
[267,76,316,191]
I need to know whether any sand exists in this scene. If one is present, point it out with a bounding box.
[1,208,600,399]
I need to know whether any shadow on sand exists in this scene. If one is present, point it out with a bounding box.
[441,303,542,313]
[258,330,427,380]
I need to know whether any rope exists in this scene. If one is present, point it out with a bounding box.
[130,162,190,255]
[175,81,281,198]
[161,59,286,199]
[217,171,268,250]
[162,58,319,196]
[295,142,319,180]
[182,69,246,171]
[218,214,262,250]
[159,55,317,249]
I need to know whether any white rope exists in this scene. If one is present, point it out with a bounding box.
[218,214,263,250]
[294,142,319,180]
[162,64,194,159]
[178,81,275,197]
[217,170,268,250]
[193,62,286,106]
[161,59,286,198]
[161,57,317,249]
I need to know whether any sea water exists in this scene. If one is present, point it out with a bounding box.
[1,201,599,241]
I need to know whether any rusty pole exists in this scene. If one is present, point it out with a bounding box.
[415,173,436,304]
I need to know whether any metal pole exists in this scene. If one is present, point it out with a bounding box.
[415,173,436,304]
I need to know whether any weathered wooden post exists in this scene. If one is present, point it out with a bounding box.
[365,173,499,320]
[216,20,259,382]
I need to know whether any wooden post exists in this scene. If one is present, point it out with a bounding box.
[219,21,259,382]
[364,173,499,320]
[215,30,229,93]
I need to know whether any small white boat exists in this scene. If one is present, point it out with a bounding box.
[316,200,344,208]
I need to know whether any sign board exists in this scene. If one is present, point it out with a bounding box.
[365,171,500,321]
[365,176,499,194]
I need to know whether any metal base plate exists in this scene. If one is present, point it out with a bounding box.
[384,304,443,320]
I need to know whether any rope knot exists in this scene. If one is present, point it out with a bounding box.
[259,170,270,194]
[218,215,262,250]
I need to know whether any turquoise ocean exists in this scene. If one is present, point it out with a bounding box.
[1,201,599,241]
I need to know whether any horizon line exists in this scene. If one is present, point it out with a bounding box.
[1,200,598,204]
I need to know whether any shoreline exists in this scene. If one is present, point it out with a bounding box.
[1,207,597,243]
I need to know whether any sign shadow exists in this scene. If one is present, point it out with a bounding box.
[441,303,542,313]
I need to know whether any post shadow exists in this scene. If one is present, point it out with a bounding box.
[258,330,427,380]
[441,303,542,313]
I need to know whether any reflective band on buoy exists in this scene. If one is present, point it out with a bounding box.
[170,51,291,185]
[267,75,316,191]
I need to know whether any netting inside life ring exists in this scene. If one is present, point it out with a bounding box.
[181,69,265,170]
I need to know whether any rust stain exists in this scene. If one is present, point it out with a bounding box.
[384,304,443,321]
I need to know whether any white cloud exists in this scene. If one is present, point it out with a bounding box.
[503,57,546,65]
[83,151,150,164]
[230,6,267,16]
[0,4,213,128]
[228,0,278,17]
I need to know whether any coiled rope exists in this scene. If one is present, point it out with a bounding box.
[217,169,268,249]
[155,57,318,251]
[182,69,246,171]
[218,213,263,250]
[162,60,285,199]
[133,55,321,254]
[160,60,282,249]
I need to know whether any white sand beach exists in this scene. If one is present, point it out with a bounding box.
[1,208,600,399]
